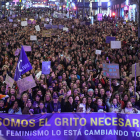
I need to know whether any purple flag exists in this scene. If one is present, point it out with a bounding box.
[42,61,51,75]
[14,46,32,81]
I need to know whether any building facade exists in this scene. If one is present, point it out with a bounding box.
[110,0,138,22]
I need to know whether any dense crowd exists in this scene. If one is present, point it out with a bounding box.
[0,10,140,115]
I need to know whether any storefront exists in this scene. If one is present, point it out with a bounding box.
[128,4,136,22]
[90,0,111,16]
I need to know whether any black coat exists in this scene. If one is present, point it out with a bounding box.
[34,107,47,114]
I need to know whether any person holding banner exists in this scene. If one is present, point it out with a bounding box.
[77,97,91,113]
[8,100,22,114]
[106,98,121,113]
[94,98,107,113]
[47,95,61,113]
[121,101,140,114]
[22,99,34,115]
[34,101,47,115]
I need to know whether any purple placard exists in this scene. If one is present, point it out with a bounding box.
[32,20,36,24]
[45,24,52,29]
[59,25,64,29]
[52,25,58,29]
[103,63,120,79]
[27,20,32,24]
[97,13,102,21]
[0,113,140,140]
[15,48,20,56]
[23,46,31,52]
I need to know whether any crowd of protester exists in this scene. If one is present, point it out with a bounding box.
[0,9,140,115]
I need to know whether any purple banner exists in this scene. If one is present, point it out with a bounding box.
[52,25,58,29]
[45,24,52,29]
[0,113,140,140]
[103,63,120,79]
[59,25,64,29]
[106,36,116,43]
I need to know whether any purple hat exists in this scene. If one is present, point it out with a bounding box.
[58,76,62,80]
[93,69,97,72]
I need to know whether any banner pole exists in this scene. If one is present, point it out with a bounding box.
[109,60,111,91]
[135,63,136,93]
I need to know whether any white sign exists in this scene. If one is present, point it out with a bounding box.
[17,75,36,94]
[111,41,121,49]
[21,21,27,26]
[13,24,17,27]
[36,71,42,79]
[95,50,101,55]
[63,27,68,32]
[35,25,40,31]
[5,74,14,88]
[30,35,37,41]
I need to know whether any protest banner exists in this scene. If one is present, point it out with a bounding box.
[30,35,37,41]
[13,24,17,27]
[27,20,32,24]
[103,63,120,79]
[16,75,36,93]
[111,41,121,49]
[97,13,102,21]
[106,36,116,43]
[132,63,140,77]
[9,19,13,22]
[45,24,52,29]
[59,25,64,29]
[52,25,58,29]
[35,25,40,31]
[21,21,27,26]
[36,71,42,79]
[23,46,31,52]
[5,74,14,88]
[0,113,140,140]
[63,27,68,32]
[42,61,51,75]
[15,48,20,56]
[80,21,85,25]
[95,50,101,55]
[42,30,52,37]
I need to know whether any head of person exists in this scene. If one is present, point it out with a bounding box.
[87,96,92,105]
[112,98,117,106]
[35,94,41,102]
[97,98,103,106]
[74,95,80,105]
[126,101,132,109]
[44,93,51,102]
[13,100,19,109]
[27,99,32,108]
[130,96,136,105]
[68,95,73,104]
[22,93,28,102]
[10,95,16,102]
[39,101,44,109]
[88,89,94,97]
[0,99,4,108]
[53,95,58,103]
[82,97,87,105]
